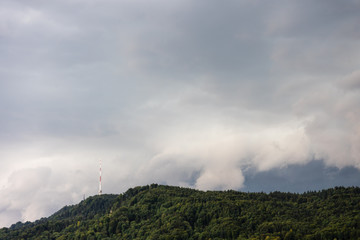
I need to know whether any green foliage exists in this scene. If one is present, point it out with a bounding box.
[0,185,360,239]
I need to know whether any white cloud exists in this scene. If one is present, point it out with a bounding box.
[0,167,52,226]
[294,77,360,169]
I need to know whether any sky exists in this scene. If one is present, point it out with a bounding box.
[1,0,360,227]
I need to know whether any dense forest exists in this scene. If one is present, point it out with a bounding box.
[1,184,360,239]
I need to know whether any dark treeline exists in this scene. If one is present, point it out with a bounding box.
[1,184,360,239]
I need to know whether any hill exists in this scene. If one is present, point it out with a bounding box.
[1,184,360,239]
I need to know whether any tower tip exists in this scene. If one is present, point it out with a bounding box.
[99,159,102,195]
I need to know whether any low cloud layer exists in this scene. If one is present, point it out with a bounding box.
[243,160,360,193]
[1,0,360,227]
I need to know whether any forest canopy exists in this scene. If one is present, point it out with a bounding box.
[1,185,359,240]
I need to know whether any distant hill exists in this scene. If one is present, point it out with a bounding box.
[1,184,360,239]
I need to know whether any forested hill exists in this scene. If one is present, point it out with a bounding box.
[1,185,360,239]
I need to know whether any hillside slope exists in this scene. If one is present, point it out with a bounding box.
[1,184,360,239]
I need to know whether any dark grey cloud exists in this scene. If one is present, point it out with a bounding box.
[242,160,360,193]
[267,0,360,38]
[0,0,360,227]
[339,70,360,90]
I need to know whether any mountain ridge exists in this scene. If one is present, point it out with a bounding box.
[1,184,360,239]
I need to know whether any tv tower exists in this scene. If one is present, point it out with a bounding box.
[99,159,102,195]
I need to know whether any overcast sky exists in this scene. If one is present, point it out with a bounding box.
[1,0,360,227]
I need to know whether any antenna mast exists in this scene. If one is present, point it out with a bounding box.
[99,159,102,195]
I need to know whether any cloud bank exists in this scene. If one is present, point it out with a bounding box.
[0,0,360,227]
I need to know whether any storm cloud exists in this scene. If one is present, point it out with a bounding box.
[0,0,360,227]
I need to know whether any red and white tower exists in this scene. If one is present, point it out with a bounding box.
[99,159,102,195]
